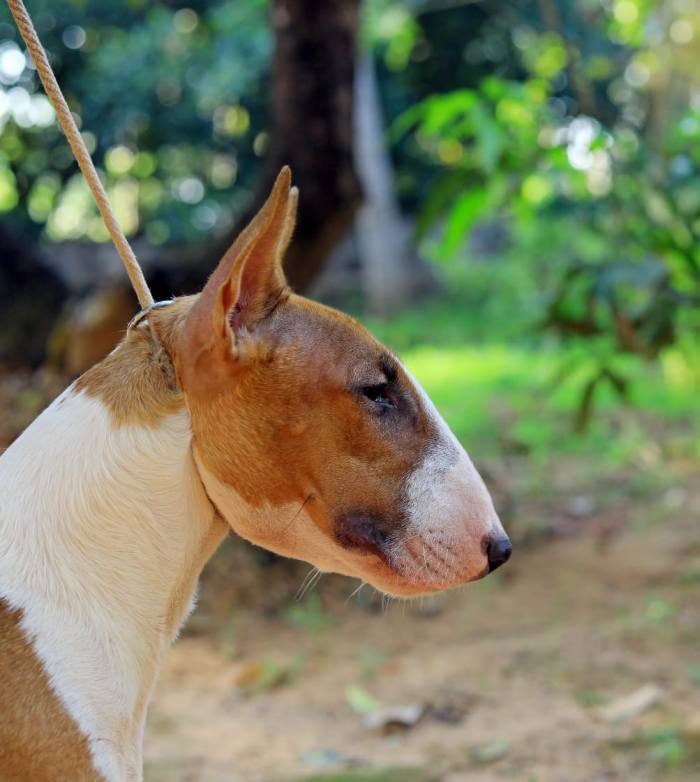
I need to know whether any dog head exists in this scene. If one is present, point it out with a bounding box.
[175,168,510,596]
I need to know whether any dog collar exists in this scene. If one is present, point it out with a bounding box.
[127,299,175,332]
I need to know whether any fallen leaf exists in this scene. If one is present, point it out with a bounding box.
[363,703,425,734]
[597,683,663,723]
[471,739,509,764]
[346,685,382,715]
[234,656,302,694]
[428,690,476,724]
[298,748,364,769]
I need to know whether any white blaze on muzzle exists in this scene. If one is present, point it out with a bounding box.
[393,365,506,586]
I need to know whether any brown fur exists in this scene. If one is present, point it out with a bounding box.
[75,168,434,552]
[189,293,436,525]
[170,170,449,594]
[0,600,103,782]
[74,298,192,428]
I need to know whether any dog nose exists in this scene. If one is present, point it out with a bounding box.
[486,536,512,572]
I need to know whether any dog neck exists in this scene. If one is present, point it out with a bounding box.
[0,306,228,781]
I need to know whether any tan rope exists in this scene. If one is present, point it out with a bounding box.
[6,0,154,309]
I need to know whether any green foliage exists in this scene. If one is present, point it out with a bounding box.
[646,727,686,769]
[0,0,270,244]
[367,292,698,473]
[389,1,700,423]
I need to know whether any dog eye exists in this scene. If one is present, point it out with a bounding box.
[361,383,395,411]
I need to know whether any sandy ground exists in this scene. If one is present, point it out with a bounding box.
[144,483,700,782]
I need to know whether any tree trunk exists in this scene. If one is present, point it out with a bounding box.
[0,224,66,368]
[354,51,414,315]
[209,0,363,292]
[2,0,363,370]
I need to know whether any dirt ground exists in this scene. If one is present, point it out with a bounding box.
[144,481,700,782]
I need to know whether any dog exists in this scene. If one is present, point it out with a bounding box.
[0,168,510,781]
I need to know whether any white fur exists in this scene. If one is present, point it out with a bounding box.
[397,367,505,585]
[0,389,220,781]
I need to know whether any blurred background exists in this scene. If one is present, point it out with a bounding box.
[1,0,699,779]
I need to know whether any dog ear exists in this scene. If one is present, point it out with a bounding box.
[179,167,297,373]
[213,167,297,339]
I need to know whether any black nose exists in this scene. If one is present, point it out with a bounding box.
[486,536,512,572]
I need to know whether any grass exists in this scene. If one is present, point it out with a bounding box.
[362,297,699,477]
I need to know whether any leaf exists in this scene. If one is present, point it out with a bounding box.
[346,685,382,715]
[471,100,504,174]
[414,169,467,242]
[471,739,509,764]
[597,684,663,723]
[421,90,477,135]
[439,187,487,257]
[574,372,601,433]
[363,703,425,734]
[297,749,357,770]
[389,102,426,143]
[235,656,304,695]
[601,368,628,399]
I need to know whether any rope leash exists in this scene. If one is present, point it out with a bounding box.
[6,0,155,311]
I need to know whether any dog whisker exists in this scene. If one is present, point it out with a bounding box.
[296,566,323,600]
[347,581,366,603]
[381,593,396,613]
